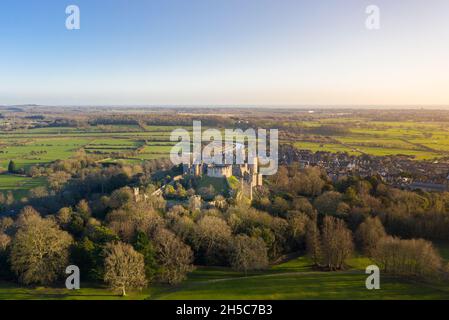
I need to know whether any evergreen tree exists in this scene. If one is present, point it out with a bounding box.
[7,160,16,173]
[133,231,158,281]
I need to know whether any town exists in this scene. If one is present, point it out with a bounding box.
[280,145,449,192]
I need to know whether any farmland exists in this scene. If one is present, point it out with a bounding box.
[0,175,47,199]
[2,119,449,172]
[284,119,449,160]
[0,126,182,171]
[1,117,449,198]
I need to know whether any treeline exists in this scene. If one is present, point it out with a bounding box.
[306,125,350,136]
[88,114,237,128]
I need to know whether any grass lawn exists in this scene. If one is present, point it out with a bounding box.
[151,256,449,300]
[151,271,449,300]
[1,256,448,300]
[0,281,152,300]
[0,174,47,199]
[293,142,360,155]
[0,137,92,170]
[197,176,228,194]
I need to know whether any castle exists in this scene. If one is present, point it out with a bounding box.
[182,147,263,200]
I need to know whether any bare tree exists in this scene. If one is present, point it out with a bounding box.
[106,201,164,242]
[153,228,194,284]
[355,216,386,256]
[103,241,147,296]
[305,218,321,266]
[194,215,232,265]
[230,235,268,274]
[288,212,310,249]
[320,216,353,271]
[373,237,442,279]
[0,217,13,234]
[0,233,10,251]
[10,208,73,285]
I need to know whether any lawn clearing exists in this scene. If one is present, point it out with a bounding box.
[0,174,47,199]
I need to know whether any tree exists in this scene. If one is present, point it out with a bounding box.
[292,197,315,216]
[10,208,73,285]
[272,197,290,216]
[373,237,442,279]
[57,207,72,226]
[320,216,354,270]
[305,218,321,266]
[194,215,232,265]
[0,233,11,251]
[164,185,176,198]
[7,160,16,173]
[103,241,147,296]
[198,185,216,201]
[133,231,158,281]
[0,217,14,234]
[108,187,134,209]
[169,214,195,243]
[355,217,386,256]
[0,233,12,279]
[0,193,5,210]
[153,228,194,284]
[71,237,102,281]
[106,201,163,242]
[287,212,310,249]
[314,191,343,216]
[229,235,268,274]
[48,171,71,191]
[5,191,14,206]
[76,199,91,219]
[188,195,202,212]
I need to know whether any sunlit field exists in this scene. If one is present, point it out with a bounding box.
[1,256,448,300]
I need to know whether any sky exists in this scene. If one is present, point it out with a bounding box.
[0,0,448,106]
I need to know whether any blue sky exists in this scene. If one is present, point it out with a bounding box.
[0,0,448,106]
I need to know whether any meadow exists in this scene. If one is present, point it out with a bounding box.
[1,256,448,300]
[289,119,449,160]
[0,175,47,199]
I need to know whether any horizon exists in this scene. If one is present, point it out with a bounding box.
[3,104,449,110]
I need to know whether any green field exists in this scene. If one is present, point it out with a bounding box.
[0,125,183,170]
[287,119,449,160]
[2,119,449,199]
[0,174,47,199]
[197,176,229,194]
[1,256,448,300]
[0,137,93,170]
[3,119,449,172]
